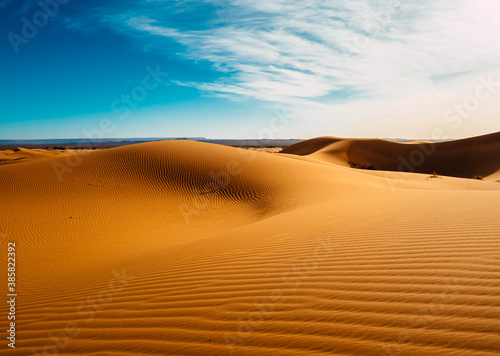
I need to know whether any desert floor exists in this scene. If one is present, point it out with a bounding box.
[1,133,499,355]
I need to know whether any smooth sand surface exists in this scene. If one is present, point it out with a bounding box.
[1,133,499,355]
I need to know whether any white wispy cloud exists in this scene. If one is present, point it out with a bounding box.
[100,0,500,137]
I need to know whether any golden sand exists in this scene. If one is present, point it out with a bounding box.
[1,133,499,355]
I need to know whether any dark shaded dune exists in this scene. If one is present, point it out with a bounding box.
[281,137,343,156]
[282,132,500,179]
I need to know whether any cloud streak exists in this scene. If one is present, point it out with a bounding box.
[94,0,500,136]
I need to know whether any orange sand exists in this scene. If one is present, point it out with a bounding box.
[0,133,499,355]
[0,148,86,166]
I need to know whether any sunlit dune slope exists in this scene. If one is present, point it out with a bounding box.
[1,138,500,356]
[282,131,500,180]
[0,140,381,282]
[0,147,82,166]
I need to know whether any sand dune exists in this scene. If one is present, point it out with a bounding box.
[0,147,83,166]
[1,136,500,355]
[282,131,500,181]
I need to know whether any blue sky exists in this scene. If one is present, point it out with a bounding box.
[1,0,500,139]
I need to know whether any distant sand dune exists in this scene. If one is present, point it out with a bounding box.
[0,147,84,166]
[1,136,500,355]
[282,131,500,180]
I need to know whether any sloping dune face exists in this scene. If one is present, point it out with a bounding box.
[0,147,79,166]
[1,139,500,355]
[282,132,500,180]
